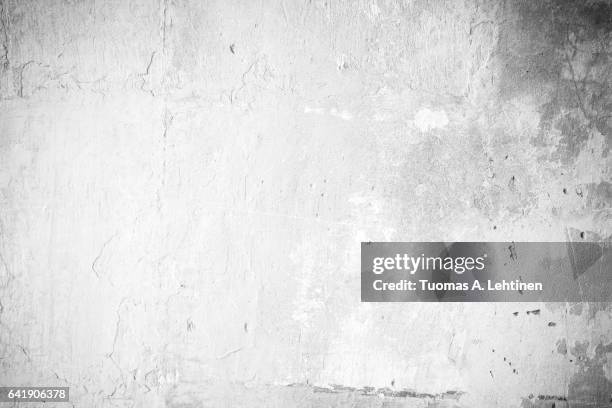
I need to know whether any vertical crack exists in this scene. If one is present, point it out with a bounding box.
[91,233,118,279]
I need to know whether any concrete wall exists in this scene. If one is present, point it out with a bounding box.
[0,0,611,407]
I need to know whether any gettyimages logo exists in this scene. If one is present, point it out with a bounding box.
[372,253,487,275]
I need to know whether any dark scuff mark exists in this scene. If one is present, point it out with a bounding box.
[522,395,569,408]
[508,243,517,261]
[538,395,567,402]
[509,175,517,191]
[307,384,464,400]
[526,309,540,315]
[576,186,584,197]
[548,321,557,326]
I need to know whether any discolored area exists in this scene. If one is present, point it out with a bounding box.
[567,341,612,408]
[501,0,612,160]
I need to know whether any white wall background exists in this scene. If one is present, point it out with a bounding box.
[0,1,611,407]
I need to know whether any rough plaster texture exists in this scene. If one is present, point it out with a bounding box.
[0,0,611,407]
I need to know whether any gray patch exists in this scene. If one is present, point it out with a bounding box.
[566,241,606,279]
[584,181,612,211]
[569,302,584,316]
[557,338,567,355]
[568,341,612,407]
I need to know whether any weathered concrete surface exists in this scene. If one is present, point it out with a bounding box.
[0,0,610,407]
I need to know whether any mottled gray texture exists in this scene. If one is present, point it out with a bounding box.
[0,0,610,407]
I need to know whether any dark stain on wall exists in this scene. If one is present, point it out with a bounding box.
[556,338,567,355]
[501,0,612,160]
[521,395,570,408]
[567,341,612,407]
